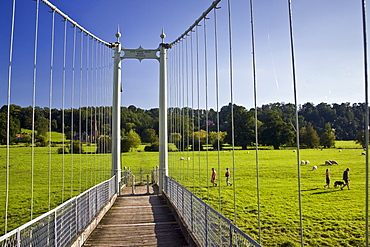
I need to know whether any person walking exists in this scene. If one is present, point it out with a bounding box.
[341,168,350,190]
[225,167,232,186]
[211,168,217,186]
[324,168,330,188]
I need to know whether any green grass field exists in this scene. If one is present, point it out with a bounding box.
[0,140,367,246]
[168,143,366,246]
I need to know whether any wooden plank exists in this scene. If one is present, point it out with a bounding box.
[83,185,189,247]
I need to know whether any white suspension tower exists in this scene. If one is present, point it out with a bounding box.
[112,28,169,194]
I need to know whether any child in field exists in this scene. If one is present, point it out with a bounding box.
[211,168,217,186]
[324,168,330,188]
[225,167,232,186]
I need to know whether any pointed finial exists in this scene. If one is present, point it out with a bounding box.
[160,27,166,43]
[115,25,121,42]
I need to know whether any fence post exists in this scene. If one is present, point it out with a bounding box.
[17,228,20,247]
[123,167,127,184]
[205,205,208,247]
[54,210,58,247]
[132,175,135,195]
[147,175,150,194]
[140,168,143,183]
[230,224,233,246]
[75,197,78,236]
[191,193,193,232]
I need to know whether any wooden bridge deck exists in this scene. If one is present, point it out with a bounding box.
[83,185,189,247]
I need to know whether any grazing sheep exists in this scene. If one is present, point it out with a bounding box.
[180,157,185,160]
[329,160,338,165]
[325,160,333,165]
[362,152,366,155]
[339,150,342,152]
[312,165,318,171]
[301,160,305,165]
[293,150,296,152]
[305,160,310,165]
[187,157,191,160]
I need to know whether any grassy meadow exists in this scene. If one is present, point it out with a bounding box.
[0,139,368,246]
[0,145,112,233]
[168,141,366,246]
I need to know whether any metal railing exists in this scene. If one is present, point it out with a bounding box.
[0,176,116,247]
[164,176,261,247]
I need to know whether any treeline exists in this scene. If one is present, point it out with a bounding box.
[0,102,368,150]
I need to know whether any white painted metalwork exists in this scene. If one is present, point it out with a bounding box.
[159,29,169,193]
[164,176,261,247]
[112,30,122,194]
[0,176,117,247]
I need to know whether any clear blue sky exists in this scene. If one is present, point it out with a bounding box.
[0,0,366,110]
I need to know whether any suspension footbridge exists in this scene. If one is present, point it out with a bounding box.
[1,0,370,246]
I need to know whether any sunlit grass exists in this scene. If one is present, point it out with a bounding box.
[1,141,368,246]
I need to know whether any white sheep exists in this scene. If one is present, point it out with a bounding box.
[325,160,333,165]
[187,157,191,160]
[362,152,366,155]
[312,165,318,171]
[339,150,342,152]
[305,160,310,165]
[301,160,305,165]
[180,157,185,160]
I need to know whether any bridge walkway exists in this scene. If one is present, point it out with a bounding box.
[83,185,189,247]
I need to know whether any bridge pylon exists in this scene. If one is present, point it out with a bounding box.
[112,28,170,194]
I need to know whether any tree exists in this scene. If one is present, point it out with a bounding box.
[355,129,367,148]
[0,112,21,144]
[320,122,336,148]
[225,106,259,149]
[121,129,141,152]
[36,116,49,137]
[260,110,294,150]
[170,133,182,149]
[209,131,227,150]
[300,122,320,148]
[96,137,112,153]
[141,128,158,144]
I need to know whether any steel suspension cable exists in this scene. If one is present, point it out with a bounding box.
[98,43,103,181]
[93,39,99,185]
[48,10,55,211]
[181,40,185,183]
[92,39,97,186]
[85,35,89,191]
[185,36,190,188]
[5,0,16,234]
[249,0,262,242]
[90,38,94,187]
[196,25,202,199]
[190,31,195,192]
[70,25,77,198]
[203,17,210,203]
[213,7,222,214]
[30,0,40,220]
[361,0,370,245]
[79,29,83,193]
[85,35,90,190]
[287,0,304,245]
[226,0,237,224]
[61,18,67,202]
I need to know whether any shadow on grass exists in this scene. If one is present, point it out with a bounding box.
[301,187,342,194]
[311,189,342,195]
